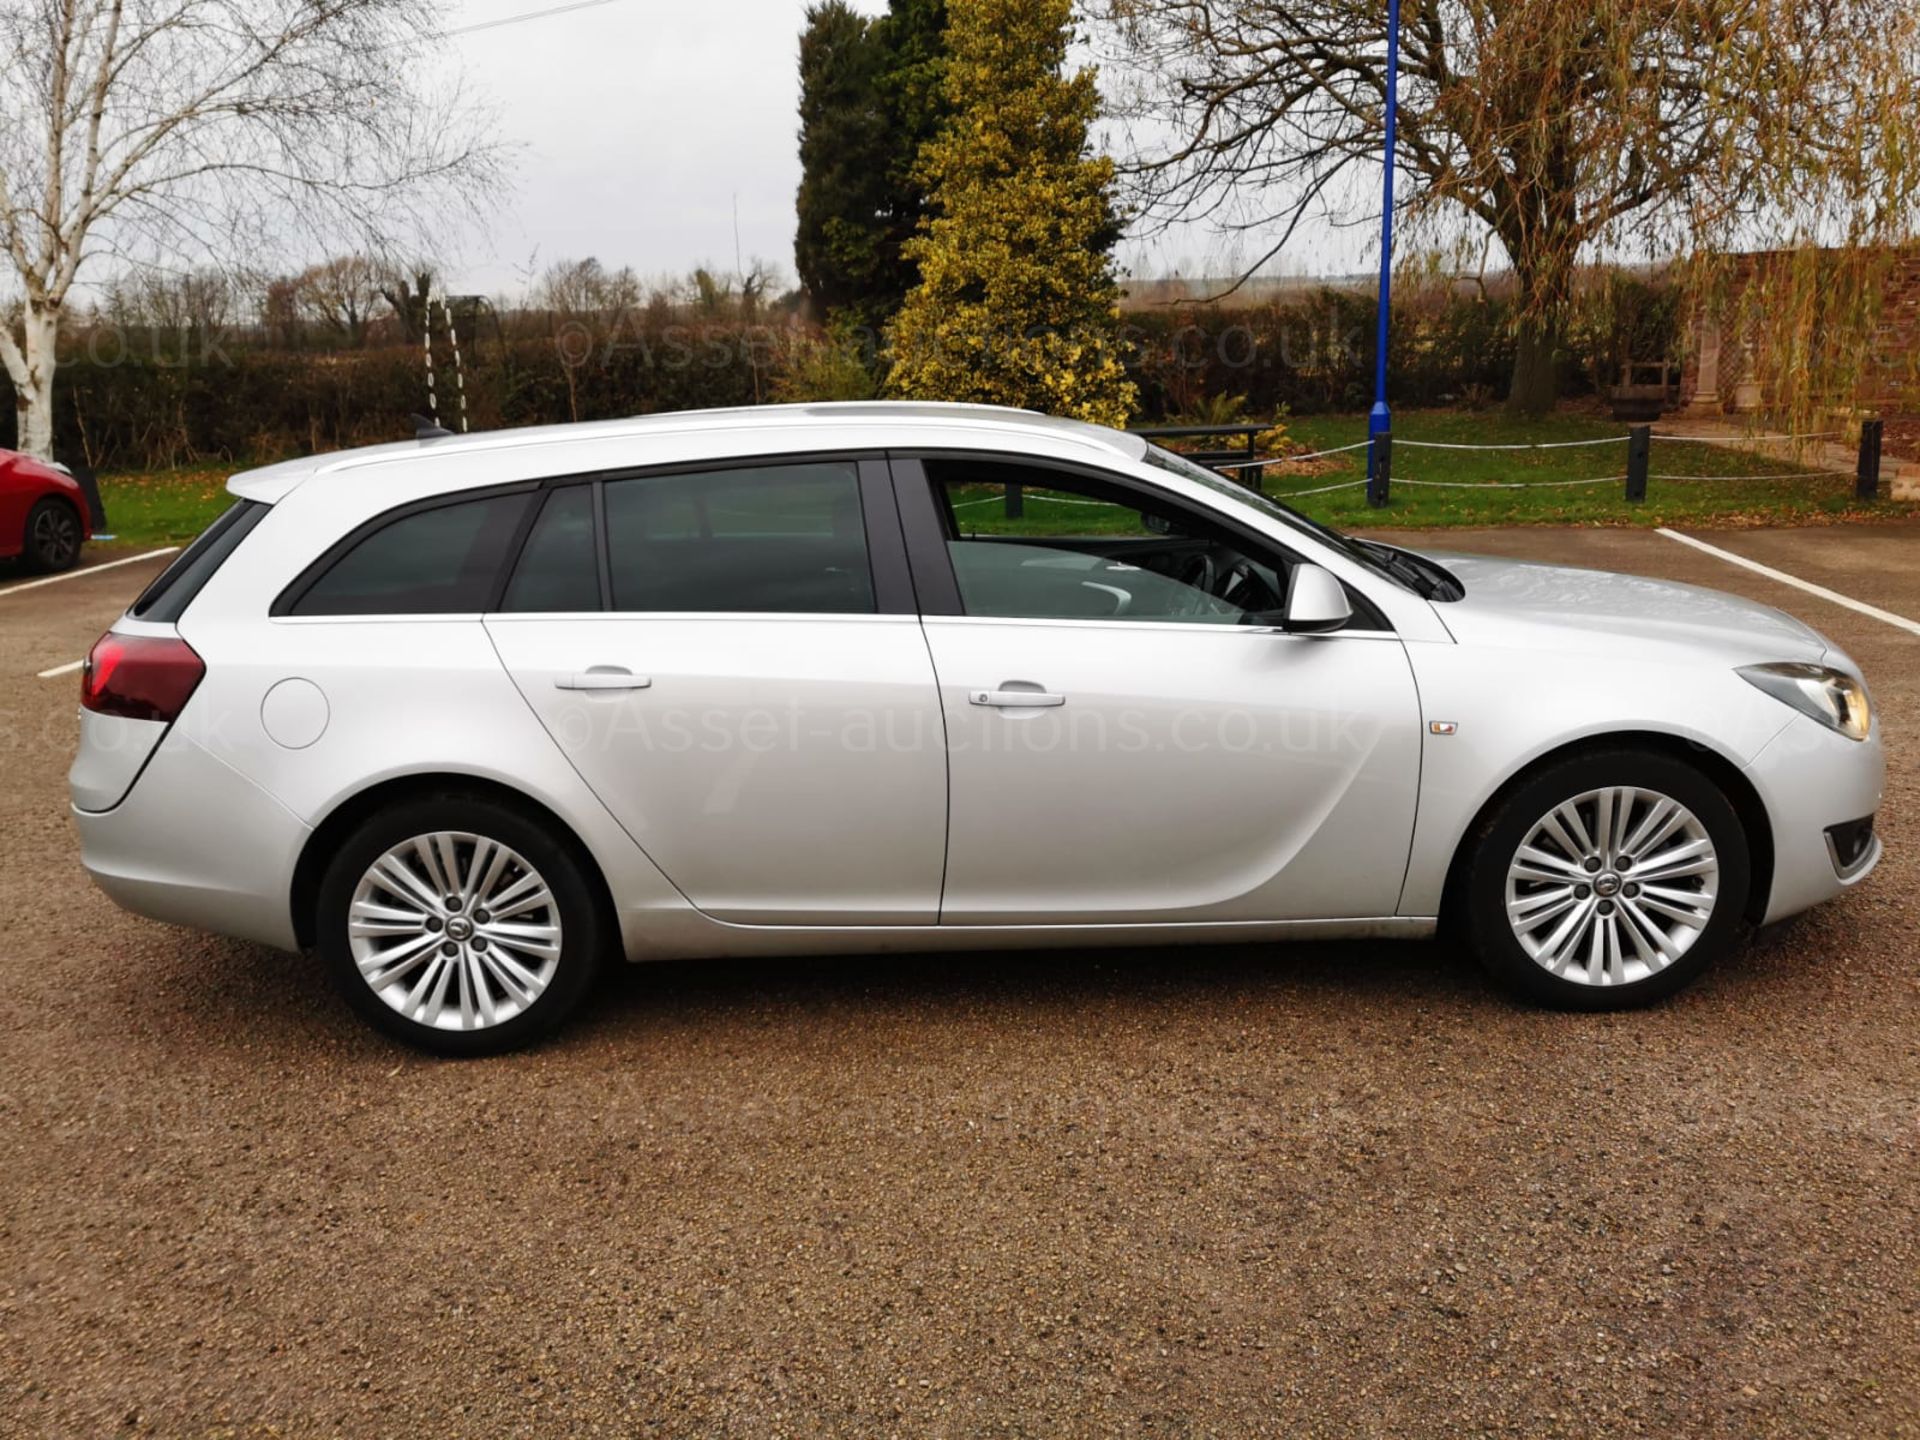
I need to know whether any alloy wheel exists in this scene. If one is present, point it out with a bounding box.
[1504,785,1720,987]
[32,505,79,567]
[348,831,563,1031]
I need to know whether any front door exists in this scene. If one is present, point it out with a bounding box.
[898,455,1422,925]
[486,459,947,925]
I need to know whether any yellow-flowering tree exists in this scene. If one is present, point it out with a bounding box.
[885,0,1137,427]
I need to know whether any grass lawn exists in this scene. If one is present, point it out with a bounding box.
[89,409,1914,551]
[96,464,239,550]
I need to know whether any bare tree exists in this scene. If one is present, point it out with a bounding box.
[0,0,500,457]
[380,267,440,344]
[537,256,641,329]
[293,254,386,347]
[1100,0,1920,413]
[102,265,237,337]
[684,260,783,318]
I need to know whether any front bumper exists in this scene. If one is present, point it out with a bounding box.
[75,728,309,951]
[1743,714,1885,924]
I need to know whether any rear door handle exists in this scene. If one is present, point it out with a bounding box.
[555,669,652,691]
[970,688,1065,708]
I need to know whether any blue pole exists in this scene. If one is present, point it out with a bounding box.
[1367,0,1401,505]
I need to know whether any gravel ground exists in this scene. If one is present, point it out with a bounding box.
[1,527,1916,1439]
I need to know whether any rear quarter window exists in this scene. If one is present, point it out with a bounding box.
[284,493,533,617]
[130,499,269,623]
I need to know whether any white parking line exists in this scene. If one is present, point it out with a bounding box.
[0,546,178,600]
[1656,528,1920,638]
[38,658,85,680]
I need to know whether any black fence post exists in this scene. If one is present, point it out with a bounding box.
[58,455,109,533]
[1625,425,1650,503]
[1857,418,1883,501]
[1367,431,1391,508]
[1005,483,1024,519]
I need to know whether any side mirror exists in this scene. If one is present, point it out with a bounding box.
[1282,563,1352,633]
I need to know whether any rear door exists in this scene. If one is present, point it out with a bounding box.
[894,453,1422,926]
[485,456,949,925]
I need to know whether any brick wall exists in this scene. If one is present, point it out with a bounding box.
[1678,246,1920,417]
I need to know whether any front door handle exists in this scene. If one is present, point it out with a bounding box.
[970,688,1065,708]
[555,669,652,691]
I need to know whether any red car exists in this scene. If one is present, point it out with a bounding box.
[0,448,91,573]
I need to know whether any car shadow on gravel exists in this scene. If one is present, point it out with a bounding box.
[118,914,1841,1063]
[107,925,1505,1061]
[578,935,1497,1036]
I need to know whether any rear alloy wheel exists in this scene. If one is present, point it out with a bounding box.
[1462,751,1750,1009]
[22,498,81,573]
[319,795,604,1054]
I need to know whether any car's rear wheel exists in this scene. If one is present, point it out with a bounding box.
[22,497,82,573]
[317,794,605,1054]
[1460,749,1751,1009]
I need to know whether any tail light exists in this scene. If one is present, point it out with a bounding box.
[81,632,205,723]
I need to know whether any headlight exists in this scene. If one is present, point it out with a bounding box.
[1738,662,1872,741]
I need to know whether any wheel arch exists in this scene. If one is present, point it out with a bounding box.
[1435,729,1774,933]
[27,488,83,519]
[290,772,621,950]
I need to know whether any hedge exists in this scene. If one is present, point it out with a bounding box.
[6,284,1675,470]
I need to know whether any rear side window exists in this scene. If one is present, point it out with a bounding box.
[602,462,874,613]
[131,499,268,623]
[502,485,600,612]
[288,493,531,617]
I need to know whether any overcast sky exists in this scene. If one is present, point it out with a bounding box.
[437,0,1377,299]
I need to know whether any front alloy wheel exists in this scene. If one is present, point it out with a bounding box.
[1462,750,1750,1009]
[24,498,81,573]
[1505,785,1719,987]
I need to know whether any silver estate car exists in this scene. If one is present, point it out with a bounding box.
[71,403,1883,1053]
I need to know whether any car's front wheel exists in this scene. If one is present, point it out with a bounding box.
[1460,749,1751,1009]
[317,793,605,1054]
[22,497,82,573]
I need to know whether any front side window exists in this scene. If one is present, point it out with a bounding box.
[603,462,874,613]
[1144,443,1458,599]
[926,459,1293,624]
[290,493,531,617]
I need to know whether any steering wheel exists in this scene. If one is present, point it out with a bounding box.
[1177,551,1216,596]
[1216,557,1256,606]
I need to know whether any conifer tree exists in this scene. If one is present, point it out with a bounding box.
[886,0,1136,426]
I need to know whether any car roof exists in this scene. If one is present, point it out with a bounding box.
[227,402,1149,503]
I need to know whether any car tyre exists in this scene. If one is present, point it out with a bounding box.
[21,497,82,573]
[1460,749,1751,1010]
[317,792,606,1055]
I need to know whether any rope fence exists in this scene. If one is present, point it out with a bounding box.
[1391,435,1627,451]
[1142,418,1889,510]
[1391,475,1628,490]
[1646,470,1843,483]
[1214,440,1371,470]
[1651,431,1844,444]
[1264,478,1370,498]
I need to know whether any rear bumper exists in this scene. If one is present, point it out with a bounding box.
[75,729,308,951]
[1744,714,1885,924]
